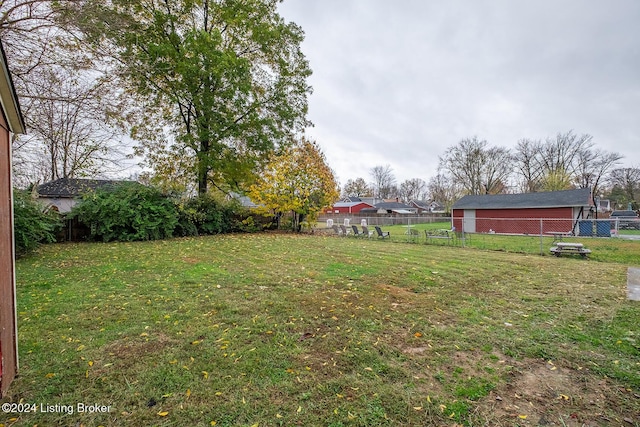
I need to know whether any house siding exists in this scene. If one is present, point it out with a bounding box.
[327,202,372,214]
[453,207,578,235]
[0,110,17,396]
[475,207,574,234]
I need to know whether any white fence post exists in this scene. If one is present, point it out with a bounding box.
[540,218,544,255]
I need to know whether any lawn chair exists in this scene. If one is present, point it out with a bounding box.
[332,224,342,236]
[361,225,374,238]
[339,224,350,236]
[374,226,390,239]
[351,225,365,237]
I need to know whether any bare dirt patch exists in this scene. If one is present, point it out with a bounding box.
[476,358,639,426]
[100,332,177,371]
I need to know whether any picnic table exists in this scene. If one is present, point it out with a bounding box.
[549,242,591,258]
[425,229,452,245]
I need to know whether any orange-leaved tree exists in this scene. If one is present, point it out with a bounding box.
[249,137,338,231]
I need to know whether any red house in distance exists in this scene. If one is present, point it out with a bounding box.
[326,200,374,214]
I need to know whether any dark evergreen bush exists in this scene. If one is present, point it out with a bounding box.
[175,195,242,236]
[71,182,178,242]
[13,189,60,256]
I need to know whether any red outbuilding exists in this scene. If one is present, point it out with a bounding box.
[0,41,25,396]
[326,201,375,214]
[451,188,593,235]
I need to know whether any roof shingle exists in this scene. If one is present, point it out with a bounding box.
[452,188,592,210]
[37,178,125,198]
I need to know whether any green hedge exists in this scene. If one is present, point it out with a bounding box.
[13,189,60,256]
[175,195,247,236]
[71,182,178,242]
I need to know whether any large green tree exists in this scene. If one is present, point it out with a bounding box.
[66,0,312,194]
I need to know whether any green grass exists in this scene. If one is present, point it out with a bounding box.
[374,222,640,264]
[3,233,640,426]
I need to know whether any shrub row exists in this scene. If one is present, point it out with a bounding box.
[70,182,263,242]
[14,182,265,255]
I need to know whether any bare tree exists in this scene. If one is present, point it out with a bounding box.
[18,67,127,182]
[514,130,622,196]
[439,137,512,195]
[607,167,640,209]
[341,177,372,199]
[539,130,593,180]
[513,138,544,192]
[370,164,397,199]
[399,178,427,202]
[1,0,130,186]
[481,146,513,194]
[427,172,460,213]
[573,148,622,201]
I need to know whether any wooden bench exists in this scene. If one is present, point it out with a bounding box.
[425,229,451,245]
[550,242,591,258]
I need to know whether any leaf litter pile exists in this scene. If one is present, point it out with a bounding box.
[5,233,639,426]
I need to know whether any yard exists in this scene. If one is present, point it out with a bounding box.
[3,233,640,426]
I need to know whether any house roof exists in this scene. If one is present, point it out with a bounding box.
[341,196,362,203]
[375,201,414,210]
[452,188,592,210]
[0,41,25,134]
[333,201,373,208]
[410,200,430,209]
[37,178,126,198]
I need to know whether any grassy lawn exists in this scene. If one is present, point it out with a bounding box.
[3,233,640,426]
[375,222,640,264]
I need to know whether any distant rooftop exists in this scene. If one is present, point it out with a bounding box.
[37,178,127,198]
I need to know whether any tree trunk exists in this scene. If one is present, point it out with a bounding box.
[197,140,210,195]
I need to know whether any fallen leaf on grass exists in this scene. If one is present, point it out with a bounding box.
[157,411,169,417]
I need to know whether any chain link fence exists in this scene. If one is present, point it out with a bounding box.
[319,215,639,255]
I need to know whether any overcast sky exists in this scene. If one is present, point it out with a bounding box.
[277,0,640,189]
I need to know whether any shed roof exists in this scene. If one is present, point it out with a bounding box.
[0,42,25,134]
[333,201,373,208]
[37,178,126,198]
[452,188,592,210]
